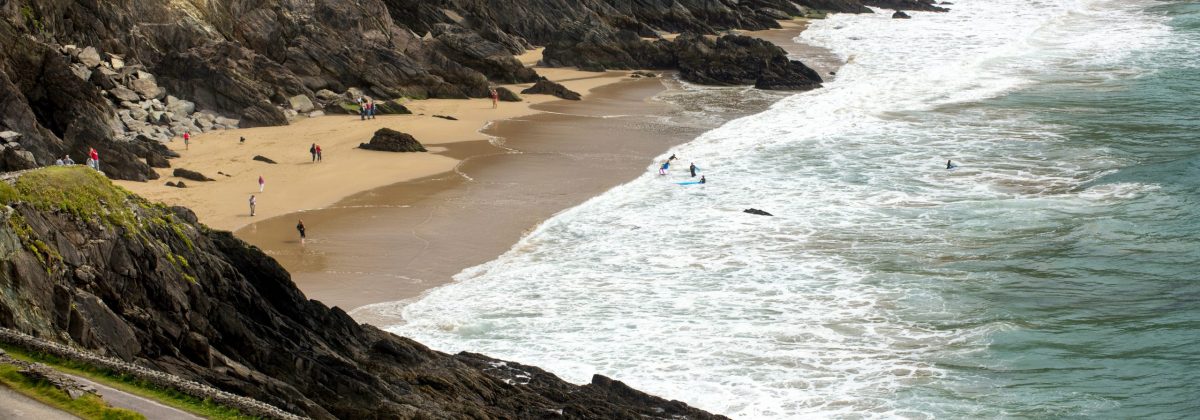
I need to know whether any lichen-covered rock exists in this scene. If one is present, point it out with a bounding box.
[359,128,427,152]
[0,167,725,419]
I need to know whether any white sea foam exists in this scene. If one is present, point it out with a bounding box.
[384,0,1173,417]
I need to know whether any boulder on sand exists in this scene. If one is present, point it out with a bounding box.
[173,168,214,182]
[252,155,277,164]
[495,87,522,102]
[359,128,427,152]
[520,80,581,100]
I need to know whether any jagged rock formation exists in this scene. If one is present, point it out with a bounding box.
[675,34,823,90]
[0,167,724,419]
[359,128,427,152]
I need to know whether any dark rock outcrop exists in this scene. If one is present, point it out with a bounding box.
[744,208,774,216]
[893,10,913,18]
[172,168,214,182]
[495,87,523,102]
[0,167,723,419]
[675,34,823,91]
[359,128,428,152]
[252,155,277,164]
[433,115,458,121]
[522,80,583,100]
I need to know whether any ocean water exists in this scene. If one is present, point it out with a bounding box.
[386,0,1200,417]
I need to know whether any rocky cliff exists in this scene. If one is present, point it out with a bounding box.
[0,166,724,419]
[0,0,953,181]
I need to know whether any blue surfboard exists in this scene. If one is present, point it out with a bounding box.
[676,181,702,185]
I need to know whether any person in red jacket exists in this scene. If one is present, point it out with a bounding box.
[88,147,100,171]
[316,144,323,162]
[183,131,191,150]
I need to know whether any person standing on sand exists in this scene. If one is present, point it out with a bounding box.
[296,219,306,244]
[369,101,376,119]
[490,87,499,109]
[689,162,697,178]
[309,143,317,162]
[183,131,190,150]
[258,175,265,192]
[316,144,323,162]
[249,195,257,216]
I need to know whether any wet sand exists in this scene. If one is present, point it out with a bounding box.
[232,19,838,323]
[236,77,702,322]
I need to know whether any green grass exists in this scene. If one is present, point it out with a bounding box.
[0,364,144,420]
[5,166,140,230]
[3,167,200,278]
[1,344,260,420]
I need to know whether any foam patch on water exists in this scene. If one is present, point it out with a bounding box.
[385,0,1175,417]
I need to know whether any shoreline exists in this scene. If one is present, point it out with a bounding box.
[120,19,838,323]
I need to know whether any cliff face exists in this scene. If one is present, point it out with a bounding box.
[0,167,723,419]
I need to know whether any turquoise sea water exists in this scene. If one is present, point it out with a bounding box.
[384,1,1199,417]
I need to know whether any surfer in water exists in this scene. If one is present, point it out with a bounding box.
[669,153,678,161]
[689,162,697,177]
[659,161,670,175]
[946,159,957,170]
[699,175,706,184]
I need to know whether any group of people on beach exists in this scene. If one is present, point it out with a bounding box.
[53,147,101,172]
[659,153,705,184]
[358,96,377,120]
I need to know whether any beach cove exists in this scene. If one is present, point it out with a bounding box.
[117,21,835,323]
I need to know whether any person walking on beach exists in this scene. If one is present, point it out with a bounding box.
[249,195,257,216]
[309,143,317,162]
[316,144,323,162]
[659,161,670,175]
[369,101,376,119]
[88,147,100,171]
[490,87,499,109]
[240,136,246,144]
[689,162,697,178]
[359,100,367,120]
[296,219,307,244]
[183,131,191,150]
[258,175,265,192]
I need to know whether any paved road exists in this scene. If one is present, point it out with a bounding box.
[0,384,79,419]
[63,374,205,420]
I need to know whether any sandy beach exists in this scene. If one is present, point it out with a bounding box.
[116,63,630,232]
[118,20,835,322]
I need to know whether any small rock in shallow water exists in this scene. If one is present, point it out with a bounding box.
[743,208,773,216]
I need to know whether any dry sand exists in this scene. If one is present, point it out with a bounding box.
[116,65,630,232]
